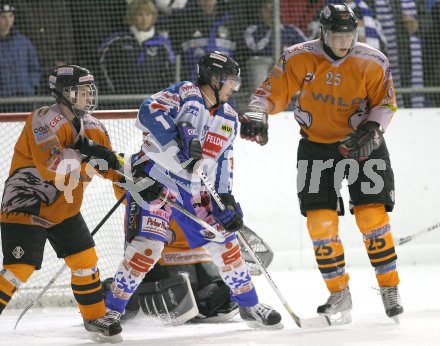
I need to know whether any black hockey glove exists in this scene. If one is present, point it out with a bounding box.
[74,135,121,170]
[131,159,163,202]
[212,194,244,233]
[239,106,269,146]
[339,121,383,161]
[176,121,202,172]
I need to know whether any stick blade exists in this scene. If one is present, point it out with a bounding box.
[297,314,331,329]
[14,303,33,330]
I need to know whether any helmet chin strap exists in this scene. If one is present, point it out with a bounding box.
[209,82,223,108]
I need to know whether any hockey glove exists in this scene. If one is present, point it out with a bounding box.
[74,135,121,170]
[131,159,164,202]
[176,122,202,172]
[339,121,383,161]
[212,194,244,233]
[239,106,269,146]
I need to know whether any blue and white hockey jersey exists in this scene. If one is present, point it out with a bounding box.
[135,81,238,196]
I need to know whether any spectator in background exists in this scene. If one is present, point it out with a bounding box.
[243,0,306,92]
[98,0,175,95]
[153,0,189,38]
[68,0,127,74]
[0,3,40,111]
[423,0,440,106]
[281,0,324,37]
[13,0,74,83]
[373,0,425,108]
[178,0,237,81]
[244,0,307,56]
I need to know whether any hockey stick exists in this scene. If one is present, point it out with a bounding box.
[196,169,331,329]
[14,194,126,330]
[395,221,440,245]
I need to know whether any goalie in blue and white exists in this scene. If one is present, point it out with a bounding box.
[103,52,282,340]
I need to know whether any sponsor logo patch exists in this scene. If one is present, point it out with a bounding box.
[57,67,74,75]
[12,246,24,259]
[202,132,227,158]
[49,114,63,128]
[220,124,233,134]
[181,84,200,98]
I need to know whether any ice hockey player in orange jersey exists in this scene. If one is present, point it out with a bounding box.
[239,3,403,325]
[0,65,126,342]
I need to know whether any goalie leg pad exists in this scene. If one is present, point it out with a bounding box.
[137,272,199,325]
[306,209,349,292]
[105,237,164,314]
[193,262,238,321]
[204,239,258,307]
[0,264,34,314]
[354,204,399,287]
[65,248,105,320]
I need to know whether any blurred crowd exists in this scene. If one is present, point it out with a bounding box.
[1,0,440,111]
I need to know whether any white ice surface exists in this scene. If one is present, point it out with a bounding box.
[2,264,439,346]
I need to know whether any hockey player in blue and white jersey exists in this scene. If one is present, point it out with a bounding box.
[103,51,282,340]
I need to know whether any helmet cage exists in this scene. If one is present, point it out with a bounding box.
[49,65,98,118]
[63,84,98,118]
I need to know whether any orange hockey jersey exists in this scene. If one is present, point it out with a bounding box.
[1,104,123,227]
[249,40,397,143]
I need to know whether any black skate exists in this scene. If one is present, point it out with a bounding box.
[239,303,283,330]
[380,286,403,323]
[317,286,352,325]
[83,309,122,343]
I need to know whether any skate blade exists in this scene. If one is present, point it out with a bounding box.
[245,320,284,330]
[321,310,352,326]
[391,315,400,324]
[88,331,123,344]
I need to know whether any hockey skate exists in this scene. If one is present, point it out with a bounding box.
[317,286,352,325]
[84,309,122,343]
[380,286,403,323]
[239,303,283,330]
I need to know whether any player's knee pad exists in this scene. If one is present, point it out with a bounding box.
[124,237,164,274]
[65,248,104,320]
[306,210,347,290]
[354,204,397,270]
[64,247,98,271]
[0,264,35,313]
[354,204,389,234]
[203,238,243,269]
[306,209,339,240]
[203,239,256,303]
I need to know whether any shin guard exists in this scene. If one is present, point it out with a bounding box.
[105,237,164,313]
[306,209,349,292]
[0,264,34,314]
[65,247,105,320]
[204,238,257,307]
[354,204,400,287]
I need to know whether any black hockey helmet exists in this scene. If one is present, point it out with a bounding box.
[320,3,358,32]
[197,51,241,91]
[320,3,358,52]
[48,65,98,118]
